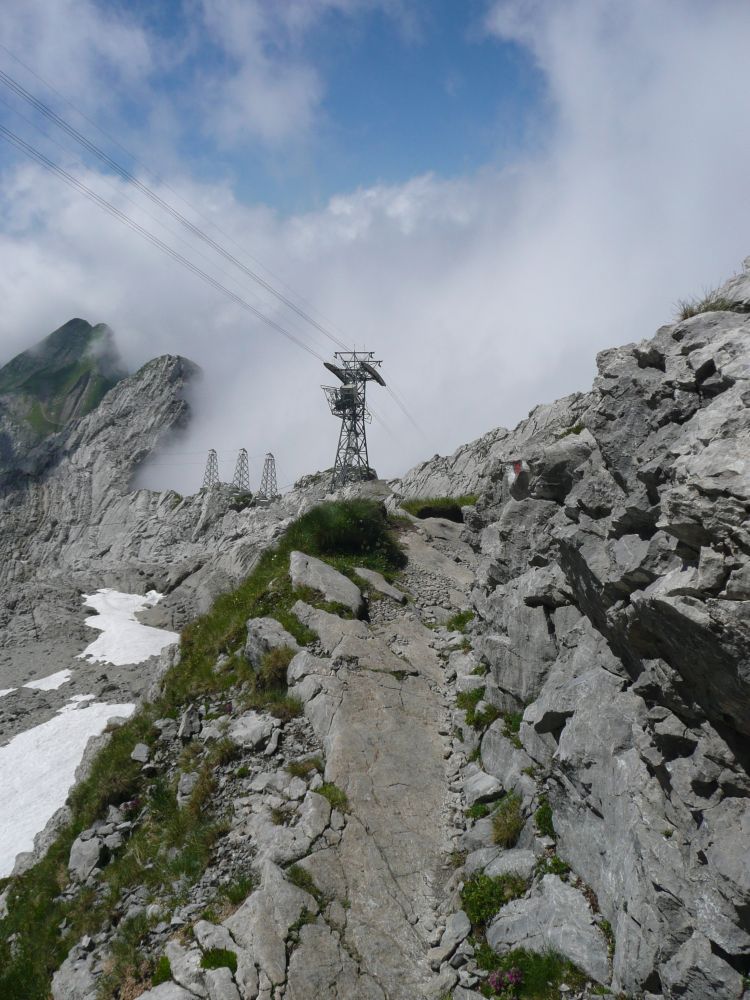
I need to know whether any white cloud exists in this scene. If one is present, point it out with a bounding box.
[1,0,750,495]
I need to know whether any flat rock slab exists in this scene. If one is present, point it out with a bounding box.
[354,566,407,603]
[292,601,370,654]
[463,769,503,806]
[484,848,537,880]
[487,874,610,984]
[245,616,300,669]
[290,551,363,615]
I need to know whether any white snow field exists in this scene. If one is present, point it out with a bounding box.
[78,588,179,666]
[24,668,72,691]
[0,689,15,698]
[0,698,135,877]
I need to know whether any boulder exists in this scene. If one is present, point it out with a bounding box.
[486,875,610,984]
[354,566,407,603]
[68,832,104,881]
[228,711,277,750]
[245,616,300,669]
[289,551,364,615]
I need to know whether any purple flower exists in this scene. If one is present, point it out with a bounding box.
[488,967,523,995]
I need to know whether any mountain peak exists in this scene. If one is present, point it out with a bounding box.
[0,318,127,439]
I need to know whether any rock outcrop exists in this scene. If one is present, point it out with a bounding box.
[396,259,750,998]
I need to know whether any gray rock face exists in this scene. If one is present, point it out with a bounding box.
[440,277,750,996]
[289,550,364,615]
[486,875,610,984]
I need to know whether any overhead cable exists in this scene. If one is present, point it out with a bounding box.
[0,123,325,361]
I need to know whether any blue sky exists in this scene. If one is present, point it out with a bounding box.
[2,1,750,490]
[52,0,546,212]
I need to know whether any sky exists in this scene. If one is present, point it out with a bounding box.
[1,0,750,493]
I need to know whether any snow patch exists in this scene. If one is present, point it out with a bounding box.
[0,689,15,699]
[24,669,72,691]
[78,588,179,666]
[0,698,135,877]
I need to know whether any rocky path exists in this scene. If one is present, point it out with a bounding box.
[277,518,478,999]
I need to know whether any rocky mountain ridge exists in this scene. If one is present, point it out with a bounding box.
[0,259,749,1000]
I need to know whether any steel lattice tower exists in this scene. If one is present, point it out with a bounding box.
[322,351,385,490]
[202,448,219,489]
[257,452,280,500]
[232,448,250,492]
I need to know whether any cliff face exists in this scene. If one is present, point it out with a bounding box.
[394,260,750,996]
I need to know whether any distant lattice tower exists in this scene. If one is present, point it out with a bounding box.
[322,351,385,490]
[202,448,220,489]
[257,452,280,501]
[232,448,250,492]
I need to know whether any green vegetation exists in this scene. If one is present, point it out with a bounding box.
[0,498,402,1000]
[286,756,324,779]
[286,865,327,907]
[200,948,238,973]
[461,872,528,929]
[456,687,501,731]
[400,494,478,522]
[445,609,475,633]
[223,873,254,907]
[474,944,588,998]
[557,422,585,439]
[676,289,747,320]
[151,955,172,986]
[492,792,524,848]
[318,782,349,813]
[599,919,615,958]
[536,854,570,880]
[503,711,523,749]
[0,320,125,440]
[535,796,555,840]
[466,802,492,821]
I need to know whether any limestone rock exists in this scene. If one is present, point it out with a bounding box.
[486,875,610,983]
[289,551,363,615]
[354,566,407,603]
[68,832,104,881]
[228,711,277,750]
[245,616,300,669]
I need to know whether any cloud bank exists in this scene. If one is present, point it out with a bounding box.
[1,0,750,493]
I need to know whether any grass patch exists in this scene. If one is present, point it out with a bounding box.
[461,872,528,929]
[445,609,475,633]
[318,782,349,813]
[286,756,324,779]
[535,796,555,839]
[400,494,478,522]
[286,864,328,907]
[556,422,585,439]
[676,289,747,320]
[466,802,492,821]
[492,792,524,848]
[474,944,588,998]
[152,955,172,986]
[0,498,403,1000]
[256,645,296,690]
[223,873,254,907]
[536,854,570,880]
[200,948,238,973]
[503,711,523,749]
[456,687,500,730]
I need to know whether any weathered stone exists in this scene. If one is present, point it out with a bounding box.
[355,565,407,603]
[177,770,199,807]
[228,711,276,750]
[463,769,502,806]
[289,551,363,615]
[660,932,745,1000]
[68,833,104,881]
[204,967,241,1000]
[486,876,610,984]
[134,985,196,1000]
[165,941,207,998]
[484,848,536,880]
[178,705,202,742]
[245,616,300,669]
[130,742,150,763]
